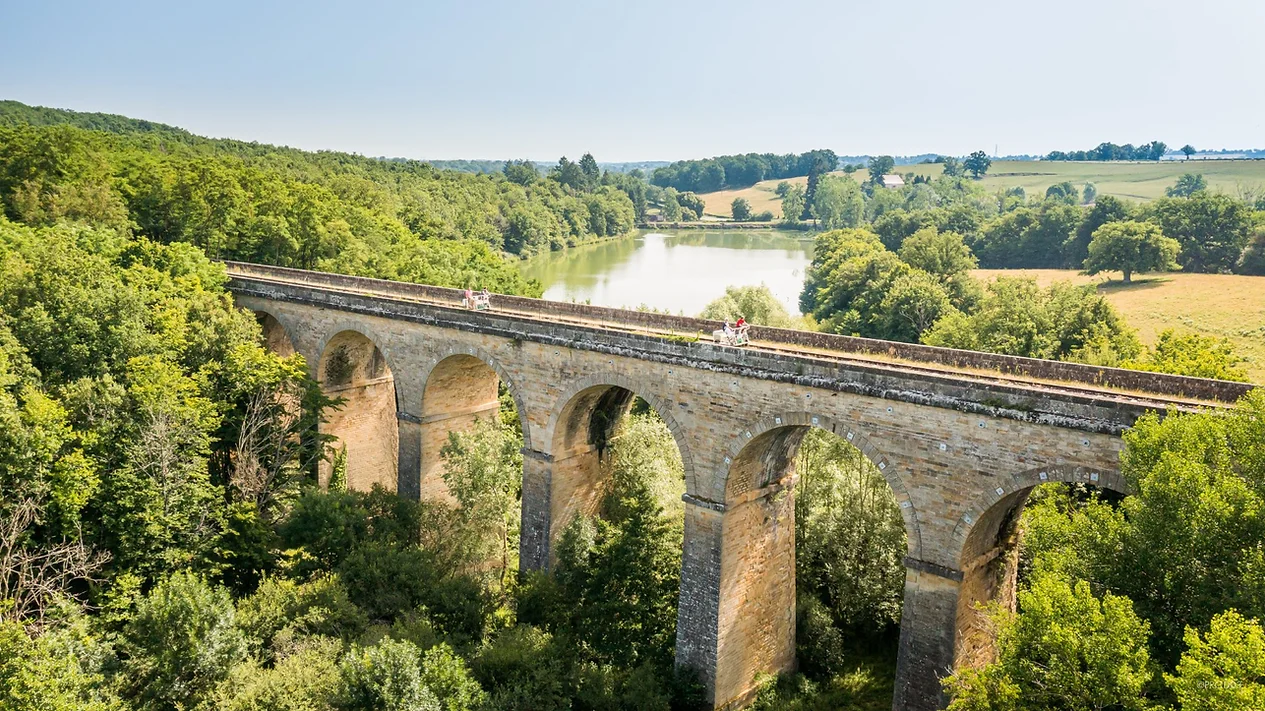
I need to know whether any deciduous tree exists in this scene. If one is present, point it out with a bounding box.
[1083,220,1180,283]
[964,150,992,179]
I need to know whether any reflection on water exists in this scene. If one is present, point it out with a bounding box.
[521,229,815,315]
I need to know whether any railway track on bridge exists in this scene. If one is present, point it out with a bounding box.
[229,270,1236,412]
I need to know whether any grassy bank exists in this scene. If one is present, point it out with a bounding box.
[973,269,1265,382]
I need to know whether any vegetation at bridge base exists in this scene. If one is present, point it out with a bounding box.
[741,429,909,711]
[943,390,1265,710]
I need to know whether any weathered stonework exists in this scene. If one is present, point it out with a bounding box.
[227,263,1251,711]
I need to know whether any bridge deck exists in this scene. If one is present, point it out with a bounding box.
[223,262,1253,411]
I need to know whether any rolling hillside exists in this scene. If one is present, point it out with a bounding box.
[700,159,1265,217]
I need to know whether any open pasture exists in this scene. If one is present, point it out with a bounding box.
[699,159,1265,217]
[973,269,1265,383]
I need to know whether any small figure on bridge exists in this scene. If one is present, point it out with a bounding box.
[463,288,474,309]
[713,319,750,347]
[466,287,490,311]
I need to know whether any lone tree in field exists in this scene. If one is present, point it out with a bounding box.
[1166,173,1207,198]
[964,150,992,179]
[1083,220,1180,283]
[1181,144,1197,160]
[731,197,752,221]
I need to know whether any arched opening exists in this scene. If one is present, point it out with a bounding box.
[548,384,641,547]
[255,311,296,358]
[530,383,688,685]
[416,353,528,582]
[317,330,399,492]
[419,354,517,503]
[714,419,909,708]
[953,470,1125,673]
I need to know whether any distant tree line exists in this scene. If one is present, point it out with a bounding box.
[1044,140,1169,161]
[651,149,838,193]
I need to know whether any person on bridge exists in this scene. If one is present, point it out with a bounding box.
[464,288,473,308]
[735,315,746,330]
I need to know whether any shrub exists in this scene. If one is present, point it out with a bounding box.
[236,574,368,661]
[796,593,847,680]
[120,570,248,711]
[419,643,488,711]
[336,637,439,711]
[338,543,438,621]
[215,637,342,711]
[0,613,123,711]
[279,490,370,573]
[472,625,570,711]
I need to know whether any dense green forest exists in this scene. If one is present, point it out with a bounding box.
[651,150,839,193]
[0,100,642,282]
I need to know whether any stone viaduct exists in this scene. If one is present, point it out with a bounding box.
[225,261,1253,710]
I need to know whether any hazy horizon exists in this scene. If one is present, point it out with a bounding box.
[3,0,1263,163]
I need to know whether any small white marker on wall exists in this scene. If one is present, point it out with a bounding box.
[811,416,819,425]
[1039,471,1048,481]
[1090,472,1099,482]
[995,487,1005,496]
[774,417,782,425]
[939,443,947,451]
[964,514,974,525]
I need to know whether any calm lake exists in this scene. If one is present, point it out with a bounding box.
[520,229,816,316]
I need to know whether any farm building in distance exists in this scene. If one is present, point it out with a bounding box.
[881,174,905,189]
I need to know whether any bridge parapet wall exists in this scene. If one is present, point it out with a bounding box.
[222,261,1253,403]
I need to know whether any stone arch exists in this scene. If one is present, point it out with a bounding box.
[543,372,694,488]
[317,328,400,492]
[949,464,1126,672]
[706,411,918,708]
[540,373,694,560]
[413,346,532,503]
[252,309,297,358]
[419,344,533,450]
[716,411,921,558]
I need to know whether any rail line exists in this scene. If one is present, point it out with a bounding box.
[229,271,1226,411]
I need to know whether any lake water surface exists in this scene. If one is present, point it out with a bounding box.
[520,229,815,316]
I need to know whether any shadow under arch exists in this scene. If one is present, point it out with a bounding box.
[414,347,532,503]
[539,373,695,562]
[949,464,1127,672]
[706,411,918,709]
[316,327,400,493]
[252,309,297,359]
[716,411,922,559]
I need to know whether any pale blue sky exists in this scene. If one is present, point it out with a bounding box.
[2,0,1262,161]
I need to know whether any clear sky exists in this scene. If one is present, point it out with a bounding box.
[2,0,1263,162]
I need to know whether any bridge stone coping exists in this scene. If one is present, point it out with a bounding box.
[222,260,1254,404]
[715,411,924,561]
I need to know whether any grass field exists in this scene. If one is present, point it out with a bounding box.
[699,159,1265,218]
[972,270,1265,383]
